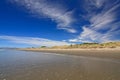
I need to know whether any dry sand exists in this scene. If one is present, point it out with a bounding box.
[20,48,120,60]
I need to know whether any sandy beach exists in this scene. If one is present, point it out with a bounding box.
[20,48,120,60]
[1,50,120,80]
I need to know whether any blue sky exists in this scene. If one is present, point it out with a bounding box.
[0,0,120,48]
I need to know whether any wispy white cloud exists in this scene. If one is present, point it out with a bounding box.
[85,0,107,8]
[75,0,120,43]
[10,0,120,43]
[11,0,76,33]
[90,2,120,30]
[0,35,70,47]
[78,27,113,43]
[69,26,120,43]
[68,39,79,43]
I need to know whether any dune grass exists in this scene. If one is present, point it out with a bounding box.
[51,42,120,49]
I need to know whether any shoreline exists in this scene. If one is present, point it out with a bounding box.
[19,48,120,60]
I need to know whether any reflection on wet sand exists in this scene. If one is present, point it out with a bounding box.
[0,50,120,80]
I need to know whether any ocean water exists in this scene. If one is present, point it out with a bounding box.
[0,49,120,80]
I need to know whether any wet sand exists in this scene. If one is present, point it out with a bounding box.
[0,49,120,80]
[21,48,120,60]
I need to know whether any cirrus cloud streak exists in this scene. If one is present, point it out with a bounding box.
[11,0,76,33]
[0,35,70,47]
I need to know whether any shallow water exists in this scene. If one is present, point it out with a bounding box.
[0,49,120,80]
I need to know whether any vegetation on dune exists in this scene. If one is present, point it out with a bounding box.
[40,46,47,48]
[27,42,120,49]
[51,42,120,49]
